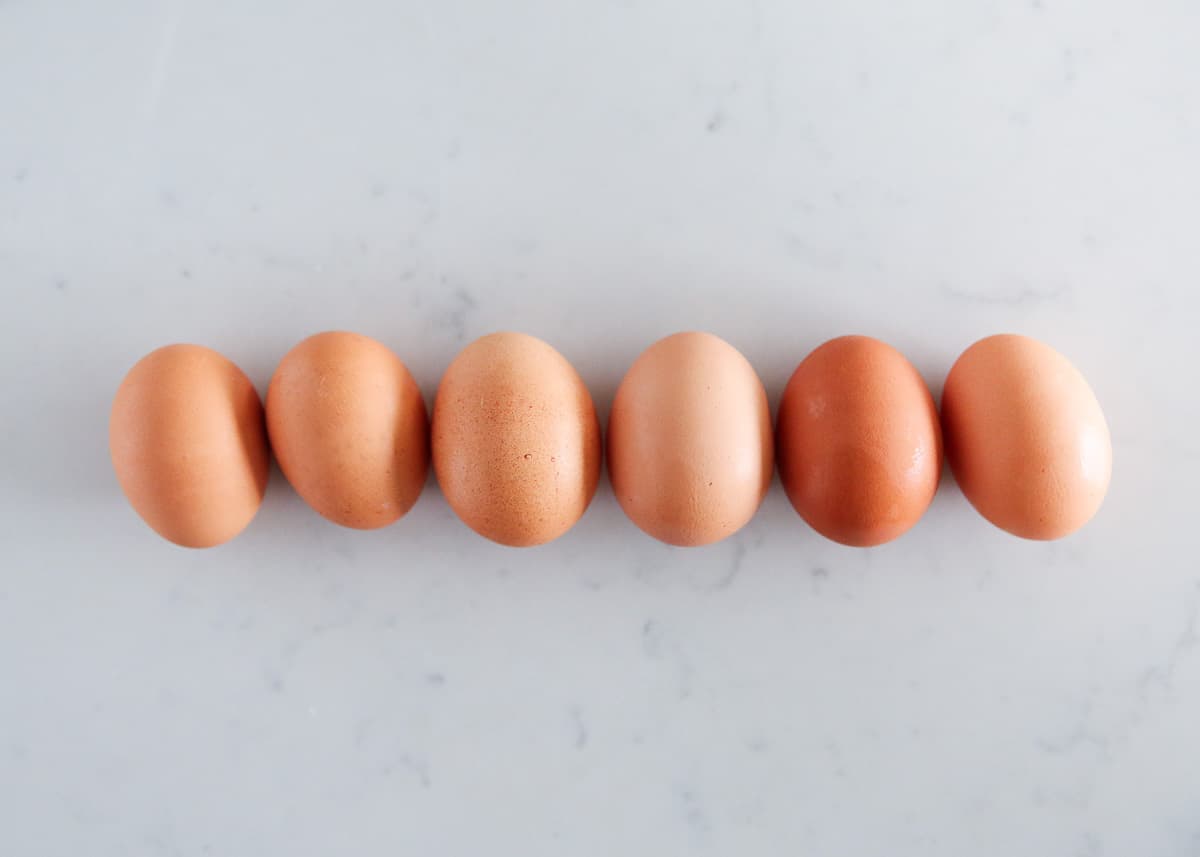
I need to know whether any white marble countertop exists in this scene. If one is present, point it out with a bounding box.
[2,1,1198,854]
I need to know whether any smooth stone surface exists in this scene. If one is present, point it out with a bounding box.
[1,1,1197,855]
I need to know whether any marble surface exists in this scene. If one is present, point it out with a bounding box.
[2,1,1198,854]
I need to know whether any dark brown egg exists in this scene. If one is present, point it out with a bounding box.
[776,335,941,546]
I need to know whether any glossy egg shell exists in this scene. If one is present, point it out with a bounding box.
[776,335,942,547]
[941,333,1111,540]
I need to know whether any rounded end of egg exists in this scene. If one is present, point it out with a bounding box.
[776,335,942,548]
[941,334,1111,540]
[109,344,269,548]
[607,331,773,547]
[432,331,601,548]
[266,330,430,530]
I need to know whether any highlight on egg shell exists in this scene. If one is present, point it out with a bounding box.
[266,331,429,530]
[607,331,773,547]
[432,331,602,547]
[776,335,942,547]
[940,333,1111,540]
[109,344,270,548]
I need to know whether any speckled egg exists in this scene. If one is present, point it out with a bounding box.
[608,331,773,547]
[941,334,1111,540]
[432,332,601,547]
[266,331,429,529]
[776,335,942,547]
[109,344,269,548]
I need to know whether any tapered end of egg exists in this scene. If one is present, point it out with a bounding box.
[607,331,773,547]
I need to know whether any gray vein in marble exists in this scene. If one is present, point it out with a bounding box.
[1138,591,1200,697]
[745,735,769,753]
[705,532,749,591]
[641,619,664,659]
[1075,832,1102,857]
[641,620,694,698]
[396,754,432,788]
[1035,698,1110,759]
[676,787,710,836]
[568,706,588,749]
[434,285,477,342]
[809,565,830,595]
[1061,48,1077,85]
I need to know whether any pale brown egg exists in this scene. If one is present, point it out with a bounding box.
[608,331,772,546]
[109,344,269,548]
[776,336,942,547]
[941,334,1111,540]
[266,331,429,529]
[432,332,601,546]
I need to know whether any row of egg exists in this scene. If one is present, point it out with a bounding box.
[109,330,1111,549]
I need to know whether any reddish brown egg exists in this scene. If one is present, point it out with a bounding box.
[266,331,429,529]
[608,332,773,546]
[432,332,601,547]
[109,344,269,548]
[941,334,1111,540]
[776,336,942,547]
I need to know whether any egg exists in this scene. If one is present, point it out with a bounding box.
[266,331,429,529]
[608,331,772,546]
[432,332,601,546]
[109,344,269,548]
[941,334,1111,540]
[776,335,942,546]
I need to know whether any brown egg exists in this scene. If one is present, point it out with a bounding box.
[109,344,269,548]
[432,332,601,546]
[941,334,1111,540]
[776,336,942,547]
[266,331,429,529]
[608,332,772,546]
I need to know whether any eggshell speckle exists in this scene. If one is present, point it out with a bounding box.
[608,331,773,547]
[432,332,601,547]
[266,331,429,529]
[941,334,1111,540]
[109,344,269,548]
[776,335,942,547]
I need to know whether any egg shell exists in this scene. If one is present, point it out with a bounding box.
[266,331,429,529]
[432,332,601,547]
[608,331,773,547]
[941,333,1111,540]
[109,344,269,548]
[776,335,942,547]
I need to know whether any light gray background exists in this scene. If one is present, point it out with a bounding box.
[2,1,1198,855]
